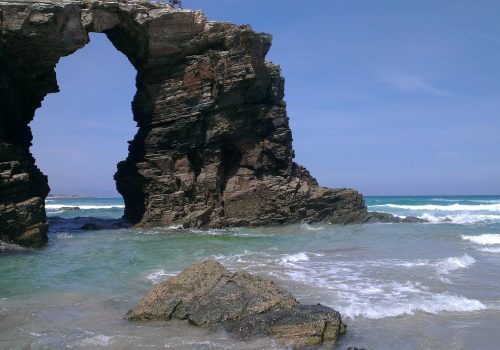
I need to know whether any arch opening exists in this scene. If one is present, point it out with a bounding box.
[30,32,137,219]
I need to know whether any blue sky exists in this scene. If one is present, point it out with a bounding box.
[31,0,500,196]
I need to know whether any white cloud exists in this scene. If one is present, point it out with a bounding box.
[379,72,456,98]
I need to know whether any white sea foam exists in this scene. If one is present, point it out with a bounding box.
[434,255,476,274]
[0,242,27,252]
[461,234,500,245]
[45,204,125,210]
[370,203,500,212]
[29,332,46,337]
[340,293,486,319]
[418,213,500,224]
[429,198,500,204]
[360,255,475,283]
[478,247,500,253]
[167,224,184,230]
[281,260,484,319]
[280,252,309,264]
[82,334,113,347]
[356,254,476,275]
[56,233,74,239]
[215,250,483,320]
[302,223,324,231]
[147,269,177,284]
[469,200,500,204]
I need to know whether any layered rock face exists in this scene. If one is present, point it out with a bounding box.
[127,260,346,348]
[0,0,367,247]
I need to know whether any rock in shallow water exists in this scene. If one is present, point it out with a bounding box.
[80,223,100,231]
[126,260,346,348]
[60,207,80,211]
[363,212,427,223]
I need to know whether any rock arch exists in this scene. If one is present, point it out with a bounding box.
[0,0,367,247]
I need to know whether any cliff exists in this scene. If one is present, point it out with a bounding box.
[0,0,367,247]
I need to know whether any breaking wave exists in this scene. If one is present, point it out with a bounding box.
[433,255,476,274]
[146,269,178,284]
[462,234,500,246]
[280,252,310,264]
[371,203,500,212]
[341,292,485,319]
[477,247,500,253]
[302,223,324,231]
[45,204,125,210]
[418,213,500,224]
[213,250,483,320]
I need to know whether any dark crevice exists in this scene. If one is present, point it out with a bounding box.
[187,150,203,178]
[219,143,243,193]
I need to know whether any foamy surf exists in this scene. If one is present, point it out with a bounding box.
[281,260,484,319]
[434,255,476,275]
[461,234,500,245]
[146,270,178,284]
[45,204,125,210]
[213,249,483,320]
[280,252,310,264]
[302,223,324,231]
[370,203,500,212]
[56,233,74,239]
[339,293,486,320]
[418,213,500,224]
[346,255,476,276]
[81,334,113,347]
[0,242,28,252]
[477,247,500,253]
[167,224,184,230]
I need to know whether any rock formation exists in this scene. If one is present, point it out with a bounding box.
[362,211,427,224]
[0,0,369,247]
[126,260,346,348]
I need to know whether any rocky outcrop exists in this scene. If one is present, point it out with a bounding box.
[0,0,368,247]
[81,222,100,230]
[126,260,346,348]
[0,144,49,247]
[363,212,428,223]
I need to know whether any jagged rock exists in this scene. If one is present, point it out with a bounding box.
[81,223,100,230]
[60,206,80,211]
[126,260,346,348]
[0,0,368,247]
[363,212,427,223]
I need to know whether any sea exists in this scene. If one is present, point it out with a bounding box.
[1,195,500,349]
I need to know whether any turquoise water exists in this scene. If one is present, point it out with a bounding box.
[44,197,125,220]
[1,196,500,349]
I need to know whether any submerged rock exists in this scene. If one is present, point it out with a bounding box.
[60,206,81,211]
[126,260,345,348]
[81,223,100,231]
[363,212,427,223]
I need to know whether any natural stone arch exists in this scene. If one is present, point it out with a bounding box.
[0,0,367,247]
